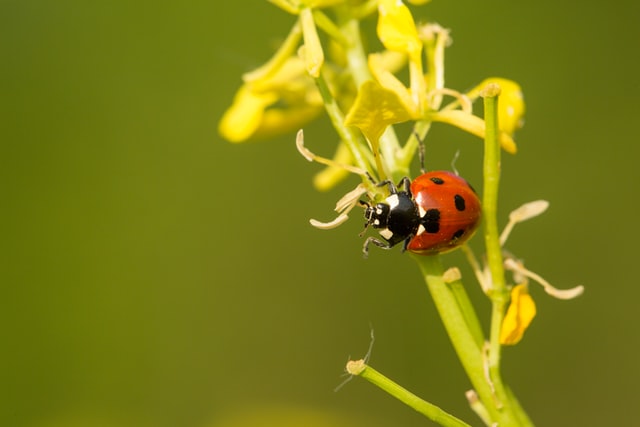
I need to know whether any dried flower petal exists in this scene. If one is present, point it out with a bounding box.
[312,143,353,191]
[500,200,550,245]
[443,267,461,283]
[309,184,367,229]
[509,200,550,223]
[504,258,585,300]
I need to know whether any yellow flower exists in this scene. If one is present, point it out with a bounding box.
[500,284,536,345]
[345,80,416,145]
[299,7,324,78]
[467,77,526,136]
[376,0,427,113]
[302,0,346,8]
[377,0,422,61]
[220,0,345,142]
[218,86,278,143]
[218,57,323,142]
[368,52,418,117]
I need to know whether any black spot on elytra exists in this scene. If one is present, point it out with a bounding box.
[452,229,465,240]
[454,194,466,211]
[422,208,440,233]
[430,177,445,185]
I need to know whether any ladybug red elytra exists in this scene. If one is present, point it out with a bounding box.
[361,171,481,257]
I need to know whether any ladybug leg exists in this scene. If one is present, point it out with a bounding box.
[399,176,412,196]
[376,177,411,195]
[362,236,392,258]
[375,179,398,194]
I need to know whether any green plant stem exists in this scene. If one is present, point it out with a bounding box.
[350,362,471,427]
[481,85,532,426]
[481,84,509,397]
[412,254,512,424]
[312,9,348,46]
[448,278,485,349]
[314,73,370,175]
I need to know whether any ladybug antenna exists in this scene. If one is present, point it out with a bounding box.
[413,130,427,174]
[364,171,378,186]
[451,149,461,175]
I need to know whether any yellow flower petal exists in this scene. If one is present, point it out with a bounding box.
[256,105,322,139]
[300,8,324,78]
[218,86,278,143]
[468,78,526,136]
[377,0,422,60]
[247,57,317,103]
[220,53,325,143]
[370,49,408,74]
[368,53,418,116]
[242,23,303,85]
[500,284,537,345]
[345,79,414,144]
[303,0,346,7]
[429,110,518,154]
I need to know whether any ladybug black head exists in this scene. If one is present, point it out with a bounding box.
[363,201,390,229]
[362,192,420,248]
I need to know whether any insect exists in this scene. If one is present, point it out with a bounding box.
[361,171,481,257]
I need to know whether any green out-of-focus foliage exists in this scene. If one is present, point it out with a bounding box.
[2,1,640,426]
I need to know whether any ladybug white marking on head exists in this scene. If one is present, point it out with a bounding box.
[386,194,400,209]
[379,228,393,240]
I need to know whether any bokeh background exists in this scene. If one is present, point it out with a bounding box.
[3,1,639,426]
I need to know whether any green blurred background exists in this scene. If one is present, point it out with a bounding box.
[2,1,639,426]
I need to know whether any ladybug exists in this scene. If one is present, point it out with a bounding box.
[361,171,481,257]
